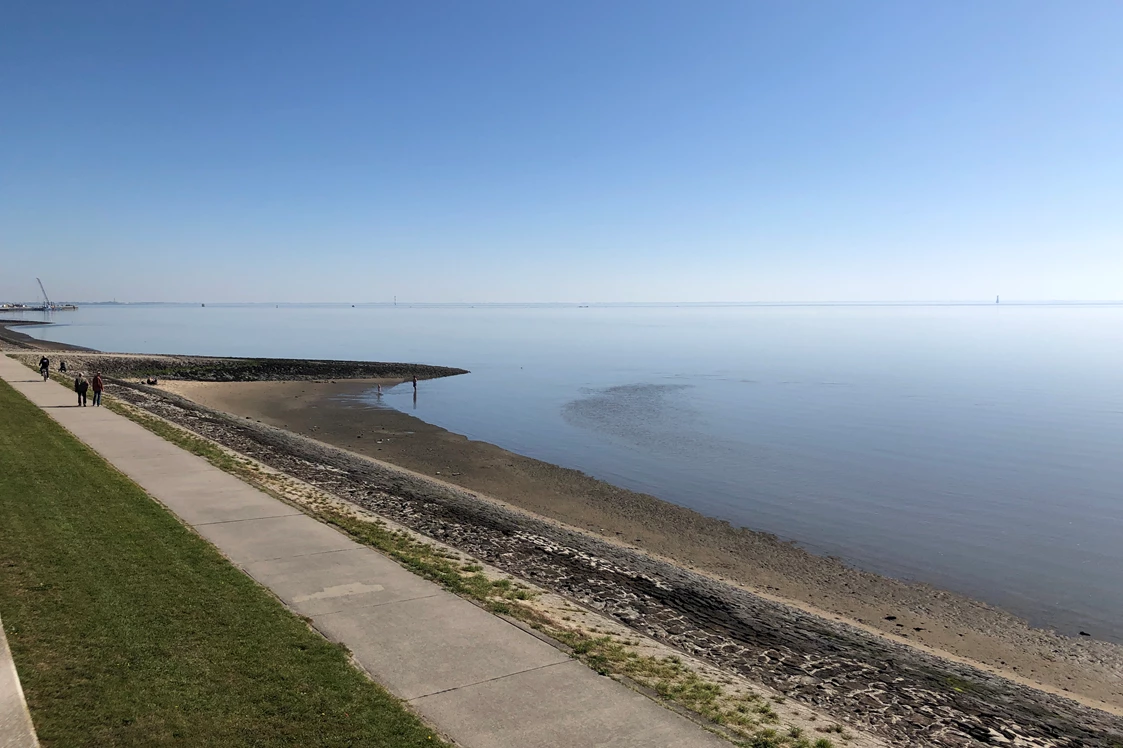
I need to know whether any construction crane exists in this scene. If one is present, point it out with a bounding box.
[31,278,76,311]
[37,278,52,309]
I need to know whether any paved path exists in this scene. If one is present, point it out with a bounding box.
[0,355,724,748]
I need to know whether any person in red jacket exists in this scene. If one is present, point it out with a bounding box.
[92,372,104,407]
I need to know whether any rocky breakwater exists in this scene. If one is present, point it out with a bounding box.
[13,353,468,382]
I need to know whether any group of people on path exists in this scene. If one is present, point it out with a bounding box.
[38,356,103,407]
[74,372,103,407]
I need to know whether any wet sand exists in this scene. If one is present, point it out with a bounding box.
[0,320,94,352]
[161,377,1123,711]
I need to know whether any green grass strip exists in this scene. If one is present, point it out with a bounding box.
[0,379,446,747]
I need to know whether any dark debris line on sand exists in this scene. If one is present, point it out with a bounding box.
[106,381,1123,748]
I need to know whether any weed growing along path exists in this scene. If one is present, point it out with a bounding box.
[0,379,445,747]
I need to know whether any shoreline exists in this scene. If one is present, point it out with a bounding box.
[0,319,96,351]
[156,377,1123,709]
[95,374,1123,744]
[5,328,1123,737]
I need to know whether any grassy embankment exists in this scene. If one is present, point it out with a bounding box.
[0,378,446,747]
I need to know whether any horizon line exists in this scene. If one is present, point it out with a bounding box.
[7,299,1123,307]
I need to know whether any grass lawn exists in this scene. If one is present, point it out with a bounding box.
[0,378,445,747]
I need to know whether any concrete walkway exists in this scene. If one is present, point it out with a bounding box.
[0,355,724,748]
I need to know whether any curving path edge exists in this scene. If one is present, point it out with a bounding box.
[0,612,39,748]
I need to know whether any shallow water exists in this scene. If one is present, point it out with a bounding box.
[12,302,1123,641]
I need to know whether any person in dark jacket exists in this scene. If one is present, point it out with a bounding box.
[39,356,50,379]
[60,360,67,372]
[74,373,89,406]
[91,372,104,407]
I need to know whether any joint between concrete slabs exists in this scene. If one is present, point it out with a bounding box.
[303,593,443,619]
[407,659,572,702]
[230,545,370,564]
[193,512,304,527]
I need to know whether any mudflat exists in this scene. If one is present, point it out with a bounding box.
[161,377,1123,712]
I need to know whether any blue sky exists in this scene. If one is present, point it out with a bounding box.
[2,2,1120,303]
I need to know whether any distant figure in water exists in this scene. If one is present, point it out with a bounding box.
[74,373,88,406]
[59,360,67,373]
[412,375,418,392]
[376,384,382,396]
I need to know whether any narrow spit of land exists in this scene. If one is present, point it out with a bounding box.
[0,378,445,747]
[0,319,93,351]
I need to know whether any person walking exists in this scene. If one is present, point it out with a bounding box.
[74,373,89,407]
[92,372,104,406]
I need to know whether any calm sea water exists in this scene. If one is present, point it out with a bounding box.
[10,303,1123,641]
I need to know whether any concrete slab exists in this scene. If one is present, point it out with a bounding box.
[114,460,244,490]
[73,422,180,447]
[194,514,359,563]
[412,660,724,748]
[315,594,570,700]
[80,419,179,440]
[3,374,48,385]
[244,548,440,616]
[36,403,93,413]
[51,407,117,420]
[80,446,194,472]
[159,486,301,527]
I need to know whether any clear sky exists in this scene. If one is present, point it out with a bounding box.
[2,2,1120,303]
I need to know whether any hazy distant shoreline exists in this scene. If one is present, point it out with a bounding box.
[7,299,1123,309]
